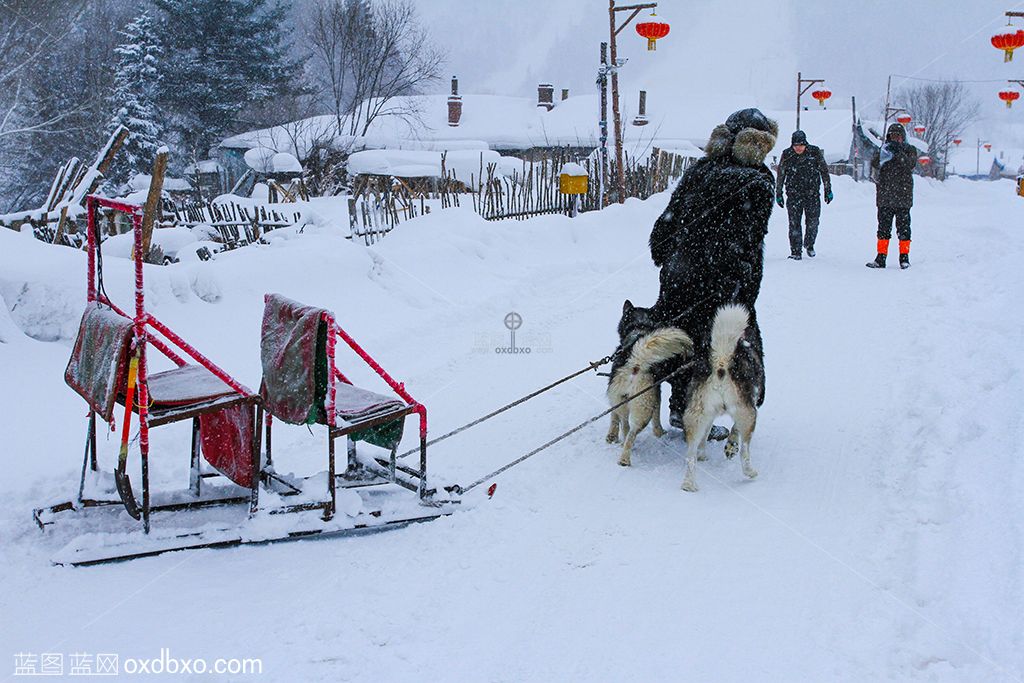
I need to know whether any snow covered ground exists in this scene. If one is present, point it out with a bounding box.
[1,175,1022,681]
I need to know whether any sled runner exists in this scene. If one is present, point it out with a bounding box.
[34,196,453,566]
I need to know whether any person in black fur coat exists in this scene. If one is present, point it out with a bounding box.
[648,108,777,430]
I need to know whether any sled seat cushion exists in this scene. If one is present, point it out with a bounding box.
[145,364,238,407]
[332,380,407,450]
[65,305,135,422]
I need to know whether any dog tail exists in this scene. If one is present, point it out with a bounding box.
[629,327,694,369]
[710,304,750,374]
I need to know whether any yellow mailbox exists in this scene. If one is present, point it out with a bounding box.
[559,162,589,195]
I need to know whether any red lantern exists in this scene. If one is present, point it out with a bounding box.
[953,138,962,146]
[913,125,926,136]
[918,156,931,165]
[635,13,670,51]
[897,114,912,127]
[998,89,1021,108]
[811,89,832,106]
[992,27,1024,62]
[984,143,992,152]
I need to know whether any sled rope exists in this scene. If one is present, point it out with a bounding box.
[394,354,615,461]
[451,362,691,495]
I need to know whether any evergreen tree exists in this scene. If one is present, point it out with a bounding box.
[154,0,300,160]
[107,11,164,187]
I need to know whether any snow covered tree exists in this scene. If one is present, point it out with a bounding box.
[106,11,164,187]
[154,0,302,159]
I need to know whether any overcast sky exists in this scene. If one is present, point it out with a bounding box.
[420,0,1024,144]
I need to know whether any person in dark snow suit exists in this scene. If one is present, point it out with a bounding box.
[648,108,777,430]
[868,122,918,269]
[775,130,832,259]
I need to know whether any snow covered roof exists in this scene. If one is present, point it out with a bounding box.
[222,91,860,164]
[243,147,302,174]
[129,173,193,192]
[347,149,511,187]
[188,159,222,175]
[946,145,1024,177]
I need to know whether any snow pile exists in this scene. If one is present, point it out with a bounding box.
[243,147,302,174]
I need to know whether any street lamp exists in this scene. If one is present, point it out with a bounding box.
[604,1,667,204]
[796,73,826,130]
[977,138,991,176]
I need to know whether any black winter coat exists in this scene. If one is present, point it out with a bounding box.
[649,155,774,344]
[775,145,831,199]
[871,125,918,209]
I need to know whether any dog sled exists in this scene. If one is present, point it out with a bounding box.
[34,196,457,566]
[34,195,708,567]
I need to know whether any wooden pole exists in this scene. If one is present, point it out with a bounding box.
[139,149,168,260]
[609,0,625,203]
[796,71,801,131]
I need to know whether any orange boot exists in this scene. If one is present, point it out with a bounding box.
[866,239,889,268]
[898,240,911,269]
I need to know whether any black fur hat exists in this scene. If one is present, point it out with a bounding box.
[705,107,779,167]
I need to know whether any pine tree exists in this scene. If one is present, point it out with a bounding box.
[154,0,300,160]
[107,11,164,187]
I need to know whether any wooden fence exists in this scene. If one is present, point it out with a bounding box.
[170,200,302,251]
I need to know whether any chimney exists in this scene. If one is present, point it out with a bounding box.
[448,76,462,127]
[537,83,554,111]
[561,88,570,101]
[632,90,649,126]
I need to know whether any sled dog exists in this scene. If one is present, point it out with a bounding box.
[681,303,765,492]
[606,300,693,467]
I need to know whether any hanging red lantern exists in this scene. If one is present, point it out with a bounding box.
[913,125,926,136]
[896,114,912,127]
[984,143,992,151]
[635,12,670,51]
[918,156,931,165]
[998,89,1021,108]
[953,138,962,146]
[811,89,832,106]
[991,26,1024,62]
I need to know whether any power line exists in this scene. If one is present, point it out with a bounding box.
[890,74,1018,84]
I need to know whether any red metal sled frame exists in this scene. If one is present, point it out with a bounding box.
[264,308,432,521]
[76,196,261,532]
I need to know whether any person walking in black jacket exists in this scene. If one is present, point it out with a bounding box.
[775,130,832,259]
[868,122,918,269]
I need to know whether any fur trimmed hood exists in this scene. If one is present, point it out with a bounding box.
[704,108,779,167]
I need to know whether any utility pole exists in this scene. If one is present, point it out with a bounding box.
[796,72,824,130]
[850,95,859,181]
[597,42,610,209]
[607,0,657,204]
[882,75,910,132]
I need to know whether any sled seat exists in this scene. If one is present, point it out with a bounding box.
[142,365,255,427]
[260,293,429,517]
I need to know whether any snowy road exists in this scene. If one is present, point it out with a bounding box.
[1,176,1021,681]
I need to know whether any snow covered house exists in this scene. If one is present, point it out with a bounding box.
[945,145,1024,180]
[219,80,872,195]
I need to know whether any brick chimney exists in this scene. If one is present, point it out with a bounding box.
[632,90,649,126]
[448,76,462,127]
[537,83,554,111]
